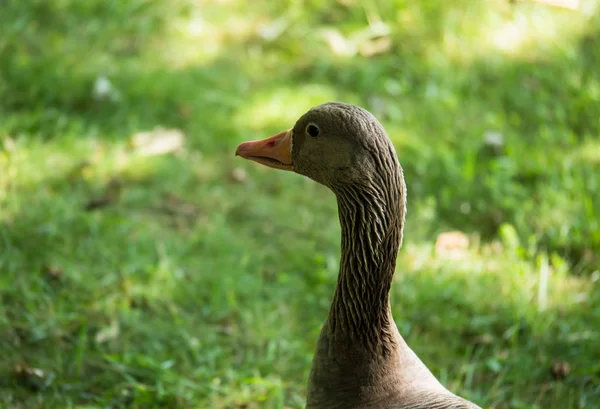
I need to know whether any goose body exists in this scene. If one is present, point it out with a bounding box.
[236,102,481,409]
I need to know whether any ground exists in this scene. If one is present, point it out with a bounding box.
[0,1,599,408]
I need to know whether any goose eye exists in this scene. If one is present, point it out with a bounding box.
[306,123,320,137]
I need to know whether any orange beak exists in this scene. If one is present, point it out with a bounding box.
[235,129,293,171]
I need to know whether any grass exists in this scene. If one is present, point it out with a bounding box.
[1,0,599,408]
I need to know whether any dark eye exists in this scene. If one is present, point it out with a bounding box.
[306,123,320,137]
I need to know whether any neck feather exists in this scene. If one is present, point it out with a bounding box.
[327,162,406,352]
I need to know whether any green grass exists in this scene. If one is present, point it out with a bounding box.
[1,0,599,408]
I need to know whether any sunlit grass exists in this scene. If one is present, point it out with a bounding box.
[234,84,343,131]
[438,2,593,63]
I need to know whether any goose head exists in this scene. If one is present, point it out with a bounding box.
[236,102,402,195]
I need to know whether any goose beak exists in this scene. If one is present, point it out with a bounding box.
[235,129,293,171]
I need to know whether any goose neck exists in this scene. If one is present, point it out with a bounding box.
[328,176,406,350]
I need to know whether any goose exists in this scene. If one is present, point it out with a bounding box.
[236,102,482,409]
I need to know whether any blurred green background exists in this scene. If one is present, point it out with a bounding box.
[1,0,599,408]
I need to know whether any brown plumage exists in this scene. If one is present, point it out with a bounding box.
[236,102,481,409]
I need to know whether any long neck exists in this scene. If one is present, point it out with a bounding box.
[327,164,406,353]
